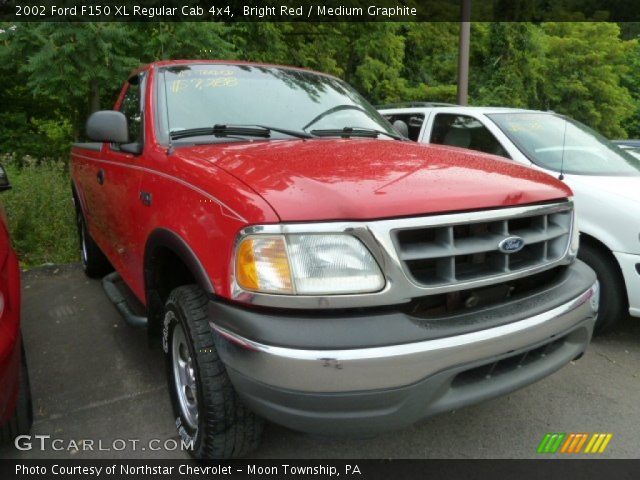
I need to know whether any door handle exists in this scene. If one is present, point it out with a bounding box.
[97,169,105,185]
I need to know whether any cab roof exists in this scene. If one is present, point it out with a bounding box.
[129,59,329,79]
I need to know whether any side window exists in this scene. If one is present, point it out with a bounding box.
[382,113,424,141]
[119,78,142,144]
[431,114,510,158]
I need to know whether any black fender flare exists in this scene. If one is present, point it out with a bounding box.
[143,228,215,338]
[143,228,215,295]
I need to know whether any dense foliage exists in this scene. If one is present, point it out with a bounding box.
[1,156,77,266]
[0,21,637,265]
[1,21,637,157]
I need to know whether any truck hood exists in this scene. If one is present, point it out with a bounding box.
[182,139,572,222]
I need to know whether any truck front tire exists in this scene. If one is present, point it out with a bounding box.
[163,285,263,459]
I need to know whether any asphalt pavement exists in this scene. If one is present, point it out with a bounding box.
[1,264,638,459]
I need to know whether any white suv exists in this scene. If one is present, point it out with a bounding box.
[379,103,640,333]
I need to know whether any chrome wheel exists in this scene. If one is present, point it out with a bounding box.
[171,319,199,430]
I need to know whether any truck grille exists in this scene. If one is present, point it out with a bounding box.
[392,203,573,288]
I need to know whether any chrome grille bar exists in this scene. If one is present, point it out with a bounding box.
[393,204,573,287]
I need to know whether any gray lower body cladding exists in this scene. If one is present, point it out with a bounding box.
[208,261,597,434]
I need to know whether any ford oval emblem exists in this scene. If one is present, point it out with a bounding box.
[498,236,525,254]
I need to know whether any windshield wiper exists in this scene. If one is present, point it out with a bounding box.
[170,125,270,140]
[309,127,405,141]
[170,124,313,141]
[253,125,314,139]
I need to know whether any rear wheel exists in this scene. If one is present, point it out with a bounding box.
[0,341,33,444]
[163,285,263,459]
[75,208,112,278]
[578,242,627,334]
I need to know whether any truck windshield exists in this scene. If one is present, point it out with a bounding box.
[156,64,396,144]
[488,112,640,176]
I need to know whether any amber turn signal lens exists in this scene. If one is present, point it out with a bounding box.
[236,239,259,290]
[235,236,294,294]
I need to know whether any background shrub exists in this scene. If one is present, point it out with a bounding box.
[2,157,77,267]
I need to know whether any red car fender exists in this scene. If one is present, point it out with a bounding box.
[0,215,22,425]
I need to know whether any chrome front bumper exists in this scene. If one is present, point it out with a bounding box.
[213,282,598,394]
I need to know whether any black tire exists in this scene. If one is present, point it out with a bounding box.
[163,285,263,459]
[578,242,628,334]
[0,341,33,444]
[75,208,112,278]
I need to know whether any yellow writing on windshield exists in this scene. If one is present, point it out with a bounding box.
[170,76,239,93]
[507,120,543,132]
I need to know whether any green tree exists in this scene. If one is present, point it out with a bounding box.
[0,22,237,155]
[473,22,545,108]
[277,23,347,77]
[0,22,140,142]
[231,23,293,64]
[540,22,634,137]
[0,24,69,160]
[402,22,459,102]
[2,20,639,159]
[140,22,236,61]
[620,38,640,138]
[343,23,409,104]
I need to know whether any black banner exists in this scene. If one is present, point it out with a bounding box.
[1,459,639,480]
[1,0,640,22]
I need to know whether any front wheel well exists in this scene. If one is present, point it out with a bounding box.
[579,232,628,304]
[149,247,197,303]
[578,232,629,333]
[145,246,197,339]
[579,233,619,267]
[143,231,215,339]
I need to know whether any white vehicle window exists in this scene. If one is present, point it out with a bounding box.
[431,113,510,158]
[489,112,640,176]
[381,113,424,141]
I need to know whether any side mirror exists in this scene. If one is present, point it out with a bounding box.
[86,110,129,144]
[0,165,11,192]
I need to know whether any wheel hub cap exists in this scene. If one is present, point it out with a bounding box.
[171,321,199,430]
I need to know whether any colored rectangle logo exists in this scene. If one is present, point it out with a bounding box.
[537,433,613,454]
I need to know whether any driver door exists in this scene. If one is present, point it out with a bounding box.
[99,75,146,288]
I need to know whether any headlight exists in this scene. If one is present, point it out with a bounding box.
[235,234,385,295]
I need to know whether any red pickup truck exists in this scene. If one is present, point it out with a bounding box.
[71,60,598,459]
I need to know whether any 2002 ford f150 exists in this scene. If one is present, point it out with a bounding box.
[70,60,598,459]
